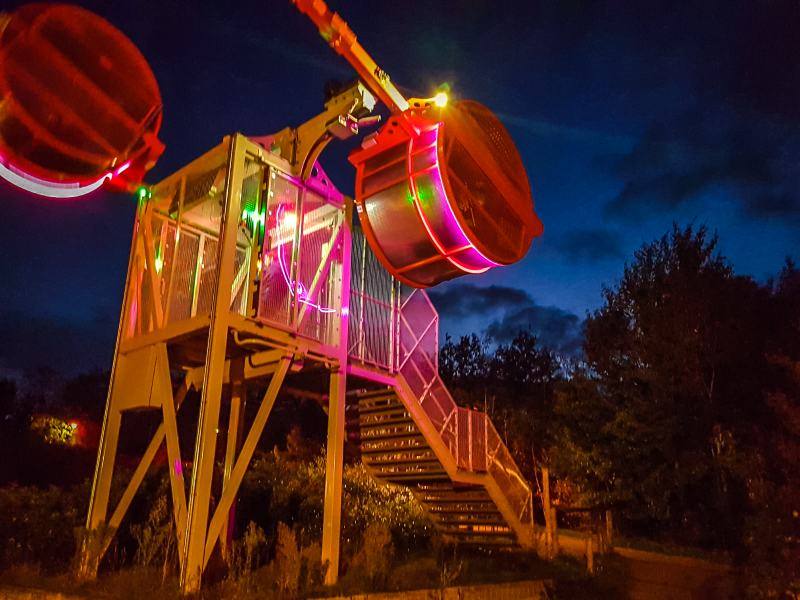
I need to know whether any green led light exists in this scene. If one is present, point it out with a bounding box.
[138,187,147,199]
[243,209,266,226]
[155,255,163,274]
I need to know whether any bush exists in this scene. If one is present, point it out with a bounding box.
[352,522,393,591]
[237,453,433,561]
[276,522,301,598]
[0,483,90,572]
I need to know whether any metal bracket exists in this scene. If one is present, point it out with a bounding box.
[270,81,379,181]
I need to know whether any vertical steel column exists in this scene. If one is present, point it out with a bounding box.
[180,135,246,594]
[190,235,205,318]
[321,197,352,585]
[358,231,367,360]
[289,188,305,328]
[389,280,396,370]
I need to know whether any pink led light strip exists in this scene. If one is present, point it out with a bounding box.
[0,154,130,199]
[406,124,498,274]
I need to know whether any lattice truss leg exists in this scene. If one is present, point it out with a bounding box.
[81,134,353,593]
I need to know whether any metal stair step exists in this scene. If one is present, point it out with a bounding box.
[360,417,415,428]
[357,404,407,416]
[361,442,432,455]
[440,536,518,547]
[434,516,508,528]
[365,458,441,469]
[361,430,426,441]
[382,472,451,484]
[417,492,494,502]
[356,389,399,401]
[441,529,516,538]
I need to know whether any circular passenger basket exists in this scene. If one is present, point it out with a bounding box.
[349,99,542,288]
[0,4,163,193]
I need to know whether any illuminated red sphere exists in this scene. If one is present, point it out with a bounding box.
[350,99,542,288]
[0,4,164,193]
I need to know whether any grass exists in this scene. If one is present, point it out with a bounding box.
[0,549,609,600]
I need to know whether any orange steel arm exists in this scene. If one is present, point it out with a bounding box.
[291,0,409,114]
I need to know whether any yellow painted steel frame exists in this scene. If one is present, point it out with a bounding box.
[83,131,354,592]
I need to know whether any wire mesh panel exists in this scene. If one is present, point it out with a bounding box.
[347,227,396,368]
[295,190,342,345]
[486,420,533,524]
[166,228,199,323]
[348,228,366,358]
[457,408,471,470]
[195,236,219,315]
[230,244,249,317]
[471,411,487,472]
[254,170,346,345]
[258,172,299,329]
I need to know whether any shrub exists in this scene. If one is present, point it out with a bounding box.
[275,522,301,598]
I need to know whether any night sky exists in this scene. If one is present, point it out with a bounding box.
[1,0,799,379]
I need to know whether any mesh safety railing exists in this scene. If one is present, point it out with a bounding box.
[256,172,345,346]
[348,234,533,525]
[123,154,346,348]
[347,228,398,369]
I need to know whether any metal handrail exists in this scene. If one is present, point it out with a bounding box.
[346,228,533,525]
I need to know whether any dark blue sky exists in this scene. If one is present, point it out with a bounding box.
[1,0,799,378]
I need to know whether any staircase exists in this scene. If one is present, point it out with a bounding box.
[356,388,519,545]
[347,229,536,548]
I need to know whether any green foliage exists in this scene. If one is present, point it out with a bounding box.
[30,415,79,445]
[742,351,800,598]
[0,482,90,572]
[349,522,393,591]
[130,496,176,574]
[386,557,439,591]
[551,223,781,548]
[227,521,268,589]
[298,541,326,590]
[275,522,301,598]
[440,330,560,480]
[238,453,433,559]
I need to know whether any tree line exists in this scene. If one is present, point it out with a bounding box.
[440,223,799,597]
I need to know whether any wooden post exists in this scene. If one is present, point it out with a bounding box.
[551,507,559,554]
[542,468,552,556]
[586,534,594,574]
[606,509,613,549]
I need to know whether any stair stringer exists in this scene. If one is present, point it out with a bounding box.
[390,373,538,550]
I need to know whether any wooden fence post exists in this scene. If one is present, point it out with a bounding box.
[542,467,552,556]
[551,507,559,553]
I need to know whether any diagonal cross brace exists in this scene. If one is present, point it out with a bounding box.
[202,353,292,567]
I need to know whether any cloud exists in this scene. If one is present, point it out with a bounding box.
[604,108,800,225]
[427,284,584,356]
[427,284,531,319]
[590,0,800,227]
[551,228,624,264]
[486,306,583,355]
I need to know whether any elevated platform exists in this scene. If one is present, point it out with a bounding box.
[84,132,537,595]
